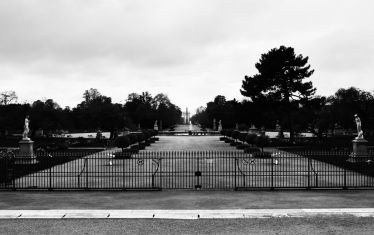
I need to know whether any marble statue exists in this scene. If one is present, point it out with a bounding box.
[154,120,158,131]
[354,114,364,139]
[23,115,30,140]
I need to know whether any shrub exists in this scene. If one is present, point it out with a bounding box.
[150,129,158,137]
[128,133,138,145]
[36,152,53,165]
[230,141,239,146]
[252,151,272,158]
[137,133,145,143]
[238,133,247,143]
[255,135,270,152]
[232,131,240,142]
[0,151,15,183]
[57,141,69,150]
[246,134,257,146]
[145,139,151,146]
[115,136,130,151]
[220,130,226,136]
[226,130,233,138]
[142,130,151,140]
[236,144,249,150]
[244,147,261,153]
[130,145,140,153]
[138,143,146,150]
[114,150,132,159]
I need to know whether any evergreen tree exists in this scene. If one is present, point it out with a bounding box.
[241,46,315,141]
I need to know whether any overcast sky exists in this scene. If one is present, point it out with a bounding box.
[1,0,373,114]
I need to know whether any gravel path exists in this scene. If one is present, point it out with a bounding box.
[145,136,241,151]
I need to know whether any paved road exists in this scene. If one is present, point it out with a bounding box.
[1,216,374,234]
[2,190,374,210]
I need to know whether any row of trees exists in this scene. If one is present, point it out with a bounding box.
[191,46,374,142]
[0,89,182,138]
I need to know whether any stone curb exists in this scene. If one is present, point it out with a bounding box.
[1,209,374,219]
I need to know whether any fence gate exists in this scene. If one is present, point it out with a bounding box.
[154,151,241,190]
[2,150,374,190]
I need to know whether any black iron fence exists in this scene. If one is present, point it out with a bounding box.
[1,150,374,190]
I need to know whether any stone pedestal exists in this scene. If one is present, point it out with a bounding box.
[154,123,158,131]
[15,139,38,164]
[347,139,371,163]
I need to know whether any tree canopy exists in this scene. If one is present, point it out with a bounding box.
[241,46,315,103]
[0,89,182,137]
[240,46,316,141]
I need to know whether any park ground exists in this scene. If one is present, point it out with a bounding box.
[1,216,374,235]
[2,190,374,234]
[1,130,374,234]
[2,190,374,210]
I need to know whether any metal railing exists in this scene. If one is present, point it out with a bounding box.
[0,150,373,190]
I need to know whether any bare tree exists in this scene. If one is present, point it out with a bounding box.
[0,91,18,105]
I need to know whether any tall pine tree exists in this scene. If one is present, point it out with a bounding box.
[241,46,315,141]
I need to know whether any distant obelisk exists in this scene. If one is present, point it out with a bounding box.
[185,108,190,124]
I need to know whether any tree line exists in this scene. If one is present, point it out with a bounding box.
[191,46,374,142]
[0,89,182,138]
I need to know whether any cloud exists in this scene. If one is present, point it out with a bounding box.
[0,0,374,112]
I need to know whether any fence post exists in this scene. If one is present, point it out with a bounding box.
[122,154,125,190]
[307,156,310,189]
[343,162,347,189]
[160,157,162,190]
[271,154,274,190]
[11,160,16,191]
[234,158,237,190]
[85,158,89,190]
[49,164,52,191]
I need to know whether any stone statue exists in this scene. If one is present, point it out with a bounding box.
[23,115,30,140]
[154,120,158,131]
[218,120,222,131]
[354,114,364,139]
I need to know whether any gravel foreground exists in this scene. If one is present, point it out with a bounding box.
[1,216,373,235]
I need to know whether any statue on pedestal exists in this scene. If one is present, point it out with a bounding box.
[354,114,364,140]
[22,115,30,140]
[348,114,369,163]
[218,120,222,132]
[154,120,158,131]
[17,115,37,164]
